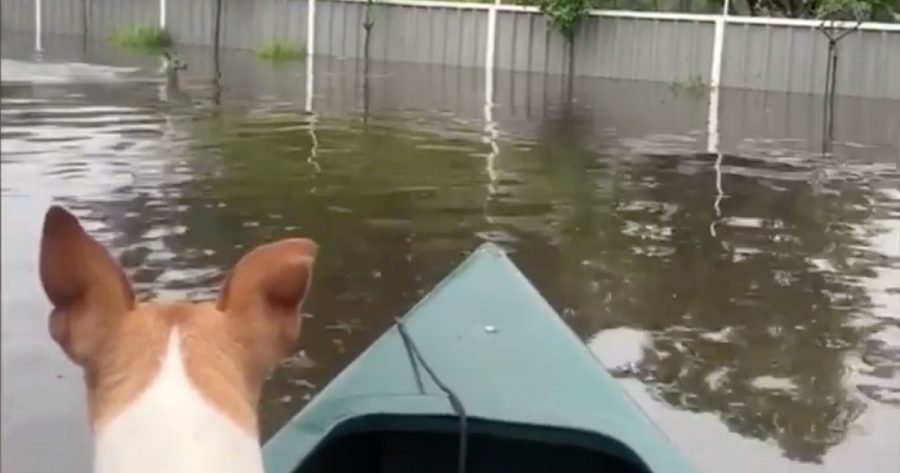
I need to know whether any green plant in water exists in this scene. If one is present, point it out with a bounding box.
[670,75,709,99]
[110,25,172,50]
[539,0,591,40]
[255,40,306,61]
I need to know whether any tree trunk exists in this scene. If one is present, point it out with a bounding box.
[213,0,223,105]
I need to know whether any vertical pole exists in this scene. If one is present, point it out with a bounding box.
[484,0,499,108]
[305,0,316,112]
[709,0,728,89]
[483,0,501,214]
[706,0,728,153]
[35,0,43,52]
[81,0,88,50]
[212,0,222,104]
[828,49,837,141]
[304,0,320,171]
[709,0,729,88]
[158,0,167,73]
[307,0,316,58]
[708,152,724,238]
[709,19,724,89]
[305,53,314,112]
[707,0,729,234]
[706,86,720,153]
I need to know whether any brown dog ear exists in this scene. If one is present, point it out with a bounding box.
[39,206,135,365]
[217,238,318,371]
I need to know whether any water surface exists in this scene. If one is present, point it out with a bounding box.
[2,33,899,473]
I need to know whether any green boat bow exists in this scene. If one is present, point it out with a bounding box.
[263,243,698,473]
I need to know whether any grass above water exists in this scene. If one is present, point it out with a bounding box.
[669,75,709,100]
[110,25,172,51]
[255,40,306,62]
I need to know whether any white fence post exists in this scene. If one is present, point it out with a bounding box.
[484,0,499,107]
[709,19,724,88]
[307,0,316,57]
[305,0,316,112]
[706,86,720,152]
[160,0,167,29]
[707,0,728,153]
[709,0,729,89]
[35,0,43,51]
[305,53,315,112]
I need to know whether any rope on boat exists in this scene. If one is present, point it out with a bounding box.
[395,318,468,473]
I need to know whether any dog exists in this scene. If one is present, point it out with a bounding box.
[159,49,190,103]
[38,205,317,473]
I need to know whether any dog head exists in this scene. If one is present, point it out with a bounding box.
[38,205,317,433]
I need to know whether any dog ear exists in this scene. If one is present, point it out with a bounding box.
[217,238,318,370]
[39,206,135,365]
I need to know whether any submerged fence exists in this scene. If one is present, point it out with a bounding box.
[2,0,899,99]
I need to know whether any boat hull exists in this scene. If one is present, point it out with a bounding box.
[263,243,697,473]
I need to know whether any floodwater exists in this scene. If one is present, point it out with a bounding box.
[2,32,899,473]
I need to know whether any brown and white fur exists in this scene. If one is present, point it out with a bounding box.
[38,205,318,473]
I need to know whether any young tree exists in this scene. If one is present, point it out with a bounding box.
[539,0,591,41]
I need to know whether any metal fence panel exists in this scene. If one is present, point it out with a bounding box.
[722,23,900,99]
[329,3,485,66]
[1,0,35,33]
[42,0,85,36]
[166,0,216,46]
[4,0,899,99]
[90,0,159,39]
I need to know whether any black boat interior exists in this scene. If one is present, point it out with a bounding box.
[294,416,653,473]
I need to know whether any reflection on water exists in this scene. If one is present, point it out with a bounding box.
[2,33,899,473]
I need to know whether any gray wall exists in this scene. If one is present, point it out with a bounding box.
[1,0,899,99]
[168,0,326,54]
[495,11,568,75]
[0,0,33,34]
[38,0,159,37]
[93,0,158,37]
[723,23,900,98]
[314,2,487,67]
[165,0,217,46]
[494,12,715,82]
[41,0,86,36]
[217,0,308,51]
[573,15,715,82]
